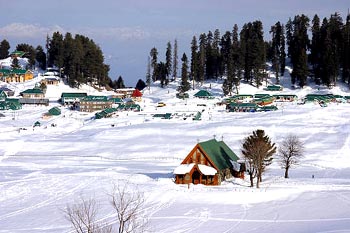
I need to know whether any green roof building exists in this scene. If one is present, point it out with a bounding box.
[194,90,214,99]
[174,139,244,185]
[61,92,87,105]
[48,107,61,116]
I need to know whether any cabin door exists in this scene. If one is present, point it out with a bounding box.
[192,170,200,184]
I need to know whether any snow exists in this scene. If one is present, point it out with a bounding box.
[174,163,195,174]
[197,164,217,176]
[1,67,350,232]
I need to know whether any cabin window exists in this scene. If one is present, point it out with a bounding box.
[185,174,190,181]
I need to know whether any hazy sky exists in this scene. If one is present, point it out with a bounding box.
[0,0,349,86]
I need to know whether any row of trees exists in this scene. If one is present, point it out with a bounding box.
[0,39,47,70]
[147,39,179,88]
[150,12,350,95]
[242,129,304,188]
[47,32,111,88]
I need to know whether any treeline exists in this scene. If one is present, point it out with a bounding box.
[46,32,110,88]
[150,12,350,95]
[0,32,129,89]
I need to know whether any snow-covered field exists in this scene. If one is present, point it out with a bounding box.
[1,71,350,232]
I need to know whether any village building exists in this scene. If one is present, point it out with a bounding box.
[0,98,22,110]
[60,92,87,106]
[0,87,14,97]
[41,77,60,86]
[265,85,283,91]
[115,88,135,98]
[174,139,244,186]
[10,50,26,58]
[0,69,34,83]
[0,90,7,102]
[194,90,214,99]
[273,94,298,102]
[79,95,113,112]
[131,89,143,102]
[227,102,259,112]
[19,88,49,106]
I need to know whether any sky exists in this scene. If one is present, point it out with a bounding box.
[0,0,349,86]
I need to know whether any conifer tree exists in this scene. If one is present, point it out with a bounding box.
[342,14,350,86]
[172,39,178,80]
[270,21,285,84]
[198,33,207,85]
[116,76,125,88]
[212,29,222,79]
[35,45,46,70]
[0,39,10,59]
[150,47,158,82]
[146,56,151,90]
[178,53,191,93]
[310,14,322,84]
[11,57,20,69]
[287,14,310,87]
[165,41,172,80]
[190,36,199,89]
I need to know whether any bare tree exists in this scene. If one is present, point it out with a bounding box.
[242,129,276,188]
[64,196,112,233]
[278,134,304,178]
[109,182,148,233]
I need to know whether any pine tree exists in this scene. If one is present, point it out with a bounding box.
[342,14,350,86]
[310,14,322,84]
[150,47,158,82]
[240,21,265,88]
[190,36,199,89]
[212,29,221,79]
[172,39,178,80]
[0,39,10,59]
[165,41,172,81]
[146,56,151,90]
[198,33,207,85]
[270,21,285,84]
[11,57,20,69]
[48,31,64,68]
[116,76,125,88]
[231,24,241,94]
[35,45,46,70]
[287,14,310,88]
[135,79,146,90]
[205,31,214,79]
[178,53,191,93]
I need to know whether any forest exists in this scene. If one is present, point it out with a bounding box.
[149,12,350,95]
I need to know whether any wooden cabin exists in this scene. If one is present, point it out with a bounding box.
[174,139,244,186]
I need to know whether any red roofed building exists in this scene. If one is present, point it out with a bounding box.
[131,89,142,101]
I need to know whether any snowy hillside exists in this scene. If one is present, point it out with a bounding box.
[1,71,350,233]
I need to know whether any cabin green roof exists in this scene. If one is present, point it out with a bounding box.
[82,95,109,102]
[61,92,87,98]
[229,102,258,108]
[199,139,240,170]
[48,107,61,116]
[11,50,26,57]
[194,90,213,98]
[21,88,43,94]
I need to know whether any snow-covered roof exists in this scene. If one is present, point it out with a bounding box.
[197,164,217,175]
[173,163,195,175]
[173,163,217,176]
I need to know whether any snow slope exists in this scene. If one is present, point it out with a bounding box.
[1,72,350,232]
